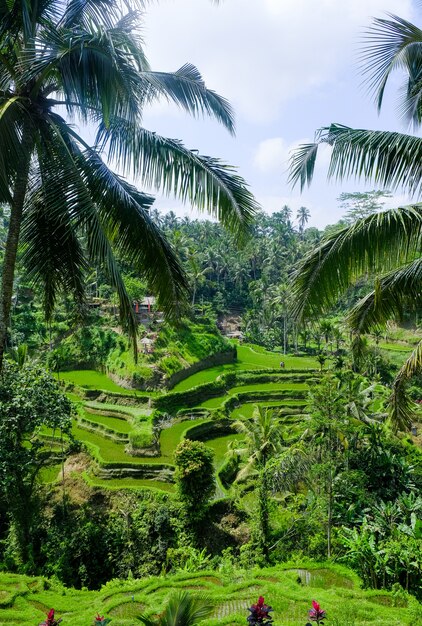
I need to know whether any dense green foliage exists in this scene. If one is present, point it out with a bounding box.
[174,439,216,534]
[0,363,73,569]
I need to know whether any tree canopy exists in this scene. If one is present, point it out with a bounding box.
[0,0,258,366]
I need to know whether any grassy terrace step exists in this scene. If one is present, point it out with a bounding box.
[83,473,175,492]
[230,402,307,419]
[80,411,133,433]
[77,419,130,444]
[84,401,152,418]
[200,390,307,409]
[59,370,142,395]
[172,345,318,392]
[0,564,416,626]
[73,418,209,467]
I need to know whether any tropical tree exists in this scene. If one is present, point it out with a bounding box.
[338,190,391,224]
[296,205,310,236]
[289,12,422,430]
[233,406,283,558]
[0,361,73,565]
[0,0,257,368]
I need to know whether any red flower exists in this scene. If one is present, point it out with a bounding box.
[95,616,104,623]
[247,595,273,625]
[39,608,62,626]
[308,599,326,624]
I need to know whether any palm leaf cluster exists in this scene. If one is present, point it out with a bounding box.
[138,591,213,626]
[0,0,258,360]
[288,12,422,430]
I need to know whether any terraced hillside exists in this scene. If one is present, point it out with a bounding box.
[0,563,418,626]
[47,344,319,493]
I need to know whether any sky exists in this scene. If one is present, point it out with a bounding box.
[139,0,418,229]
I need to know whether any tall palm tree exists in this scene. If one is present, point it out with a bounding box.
[0,0,258,368]
[233,406,283,558]
[296,206,310,236]
[288,12,422,430]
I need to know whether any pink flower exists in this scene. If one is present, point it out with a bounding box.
[308,600,326,624]
[39,608,62,626]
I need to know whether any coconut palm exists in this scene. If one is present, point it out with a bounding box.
[138,591,213,626]
[233,405,283,558]
[0,0,257,368]
[296,206,310,236]
[288,12,422,430]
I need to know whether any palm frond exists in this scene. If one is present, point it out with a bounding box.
[37,113,140,352]
[0,96,30,202]
[61,0,128,29]
[49,111,191,324]
[76,146,190,318]
[290,124,422,197]
[22,23,146,124]
[138,591,213,626]
[140,64,235,134]
[360,14,422,122]
[347,258,422,332]
[97,121,258,241]
[290,205,422,322]
[288,141,319,191]
[21,182,88,321]
[390,339,422,431]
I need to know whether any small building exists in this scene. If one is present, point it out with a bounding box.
[140,337,154,354]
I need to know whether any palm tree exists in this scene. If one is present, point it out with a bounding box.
[0,0,258,368]
[288,12,422,430]
[233,406,283,558]
[138,591,213,626]
[296,206,310,237]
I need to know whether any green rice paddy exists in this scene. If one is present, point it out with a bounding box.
[0,564,417,626]
[59,344,318,492]
[81,410,133,433]
[84,401,152,417]
[230,400,306,419]
[172,345,318,392]
[59,370,139,394]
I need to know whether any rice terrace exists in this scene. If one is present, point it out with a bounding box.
[0,0,422,624]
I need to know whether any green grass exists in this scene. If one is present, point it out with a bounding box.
[238,344,318,369]
[230,401,306,419]
[38,464,62,484]
[72,424,163,465]
[172,344,318,392]
[80,410,133,434]
[230,381,308,394]
[199,383,307,409]
[83,473,175,493]
[0,564,418,626]
[59,370,137,394]
[160,419,208,458]
[379,342,413,353]
[73,418,208,466]
[206,433,243,469]
[172,363,260,392]
[84,401,152,417]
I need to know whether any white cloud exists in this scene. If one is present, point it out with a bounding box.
[143,0,413,123]
[253,137,288,173]
[253,136,333,179]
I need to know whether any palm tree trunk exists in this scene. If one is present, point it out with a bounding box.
[0,124,33,369]
[258,462,270,561]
